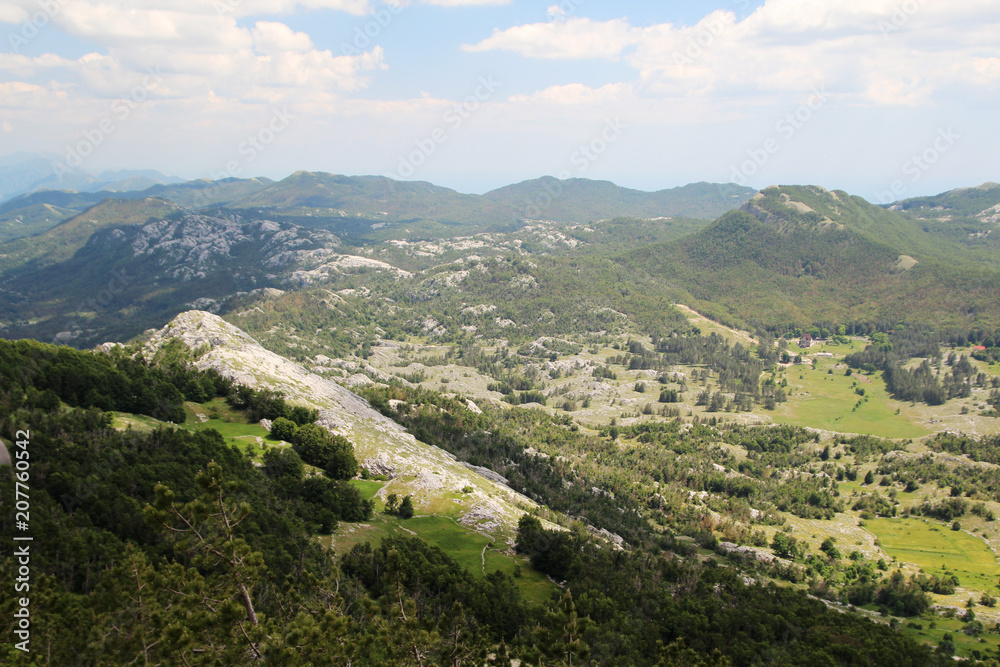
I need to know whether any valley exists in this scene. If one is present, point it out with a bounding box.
[2,173,1000,664]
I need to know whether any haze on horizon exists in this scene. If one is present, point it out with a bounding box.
[1,0,998,202]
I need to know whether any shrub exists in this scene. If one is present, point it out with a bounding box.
[262,447,304,480]
[270,416,298,442]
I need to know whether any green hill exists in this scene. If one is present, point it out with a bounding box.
[483,177,753,221]
[0,202,80,241]
[225,171,755,232]
[893,182,1000,219]
[623,185,1000,329]
[0,197,180,273]
[0,208,336,346]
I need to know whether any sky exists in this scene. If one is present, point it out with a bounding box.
[1,0,998,202]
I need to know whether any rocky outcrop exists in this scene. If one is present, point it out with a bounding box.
[459,462,509,487]
[363,457,396,479]
[141,310,540,541]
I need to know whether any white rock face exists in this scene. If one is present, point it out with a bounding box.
[142,310,537,540]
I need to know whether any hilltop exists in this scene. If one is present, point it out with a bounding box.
[624,185,1000,328]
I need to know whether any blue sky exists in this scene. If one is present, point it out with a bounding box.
[1,0,998,201]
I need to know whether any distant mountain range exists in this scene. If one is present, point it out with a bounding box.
[0,151,183,202]
[0,168,753,343]
[0,164,756,243]
[1,159,996,347]
[227,171,755,226]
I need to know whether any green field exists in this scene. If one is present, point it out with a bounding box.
[774,358,930,438]
[404,516,494,573]
[898,611,1000,660]
[349,479,387,502]
[866,517,1000,594]
[331,513,556,603]
[111,411,165,431]
[178,398,284,460]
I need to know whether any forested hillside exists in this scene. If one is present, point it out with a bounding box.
[624,186,1000,329]
[0,338,953,665]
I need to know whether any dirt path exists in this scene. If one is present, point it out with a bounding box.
[673,304,756,346]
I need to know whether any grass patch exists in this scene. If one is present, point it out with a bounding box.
[774,362,930,438]
[484,550,555,604]
[897,613,1000,660]
[404,516,494,574]
[866,517,1000,595]
[110,412,164,432]
[330,513,557,603]
[179,399,276,458]
[348,479,386,502]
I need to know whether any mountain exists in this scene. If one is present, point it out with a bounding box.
[0,197,182,273]
[224,171,756,232]
[0,177,274,240]
[0,170,754,346]
[0,205,421,346]
[0,171,749,244]
[886,183,1000,271]
[0,151,99,200]
[0,151,183,202]
[90,168,185,193]
[624,185,1000,328]
[483,177,753,221]
[892,182,1000,220]
[0,201,80,242]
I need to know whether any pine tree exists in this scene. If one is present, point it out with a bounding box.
[398,495,415,519]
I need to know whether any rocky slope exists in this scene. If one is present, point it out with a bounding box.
[0,209,408,347]
[141,310,540,542]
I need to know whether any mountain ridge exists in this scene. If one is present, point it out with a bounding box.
[140,309,545,541]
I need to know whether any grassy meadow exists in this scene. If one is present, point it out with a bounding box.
[866,517,1000,595]
[773,351,931,438]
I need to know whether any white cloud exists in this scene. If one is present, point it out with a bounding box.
[969,57,1000,87]
[0,52,78,77]
[466,0,1000,107]
[423,0,511,5]
[508,82,632,106]
[464,17,638,60]
[253,21,314,54]
[0,4,28,23]
[0,0,373,22]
